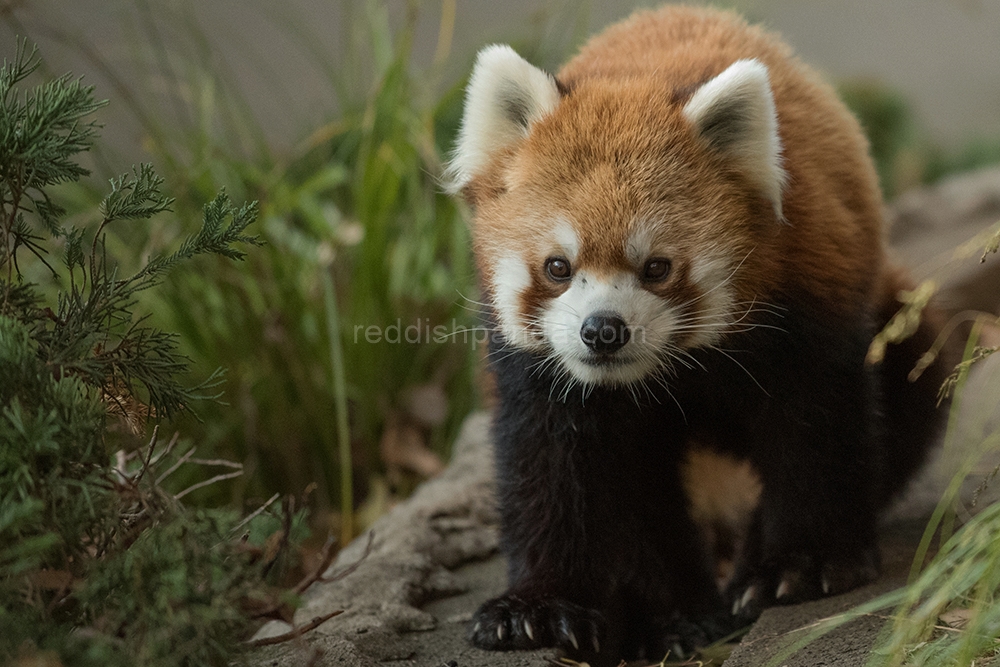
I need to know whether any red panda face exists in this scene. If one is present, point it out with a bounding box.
[488,218,745,389]
[448,48,785,389]
[474,125,766,388]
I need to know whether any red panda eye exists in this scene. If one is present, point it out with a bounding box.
[643,258,671,282]
[545,257,572,281]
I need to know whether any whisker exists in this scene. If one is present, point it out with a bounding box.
[455,301,490,315]
[456,294,492,309]
[712,347,771,397]
[687,246,757,306]
[648,365,686,422]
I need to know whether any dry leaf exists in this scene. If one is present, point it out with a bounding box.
[14,649,63,667]
[262,530,286,565]
[30,569,77,591]
[102,378,157,435]
[404,384,449,427]
[379,422,444,478]
[939,607,974,629]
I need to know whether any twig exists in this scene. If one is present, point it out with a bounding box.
[148,431,180,467]
[155,445,195,484]
[174,469,243,500]
[244,610,343,648]
[114,449,129,482]
[187,457,243,468]
[321,530,375,584]
[248,530,375,623]
[133,424,159,484]
[230,492,281,535]
[294,536,338,595]
[249,531,341,621]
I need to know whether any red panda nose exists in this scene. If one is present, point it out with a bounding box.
[580,313,631,354]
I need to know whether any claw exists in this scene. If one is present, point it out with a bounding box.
[822,577,831,595]
[731,597,740,615]
[473,621,481,634]
[497,623,506,641]
[776,579,791,600]
[523,619,534,641]
[567,629,579,651]
[740,585,757,611]
[592,635,600,653]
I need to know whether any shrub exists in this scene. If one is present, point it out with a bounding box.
[0,40,315,666]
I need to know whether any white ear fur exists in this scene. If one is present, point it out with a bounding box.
[683,59,786,221]
[444,45,561,193]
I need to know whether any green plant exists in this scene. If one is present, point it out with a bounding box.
[839,79,1000,199]
[923,137,1000,186]
[24,0,486,534]
[0,39,326,666]
[838,80,917,198]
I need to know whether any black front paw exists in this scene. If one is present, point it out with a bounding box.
[470,594,604,656]
[727,546,880,619]
[646,611,747,661]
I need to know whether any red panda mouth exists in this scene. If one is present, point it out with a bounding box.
[580,353,637,368]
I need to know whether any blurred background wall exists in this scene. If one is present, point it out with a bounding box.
[4,0,1000,163]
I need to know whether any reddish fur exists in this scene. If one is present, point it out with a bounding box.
[465,5,889,326]
[458,7,949,661]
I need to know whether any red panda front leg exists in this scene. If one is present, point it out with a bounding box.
[468,367,626,661]
[726,497,881,619]
[472,347,725,662]
[721,332,884,619]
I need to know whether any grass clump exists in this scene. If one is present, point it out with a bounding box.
[50,1,485,534]
[873,318,1000,667]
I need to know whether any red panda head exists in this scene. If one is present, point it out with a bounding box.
[448,46,787,390]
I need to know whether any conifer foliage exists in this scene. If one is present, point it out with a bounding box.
[0,40,308,666]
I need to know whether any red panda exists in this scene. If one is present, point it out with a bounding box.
[446,5,948,663]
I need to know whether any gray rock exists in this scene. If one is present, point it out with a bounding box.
[246,413,551,666]
[885,167,1000,522]
[889,166,1000,315]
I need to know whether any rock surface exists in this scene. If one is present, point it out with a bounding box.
[247,413,551,666]
[247,168,1000,667]
[888,166,1000,315]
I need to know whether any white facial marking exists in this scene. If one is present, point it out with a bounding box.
[541,270,680,386]
[492,230,743,388]
[552,219,579,264]
[492,253,543,350]
[686,254,737,348]
[624,221,656,268]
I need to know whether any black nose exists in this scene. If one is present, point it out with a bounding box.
[580,313,631,354]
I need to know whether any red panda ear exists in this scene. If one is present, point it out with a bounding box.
[445,45,561,195]
[683,59,787,221]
